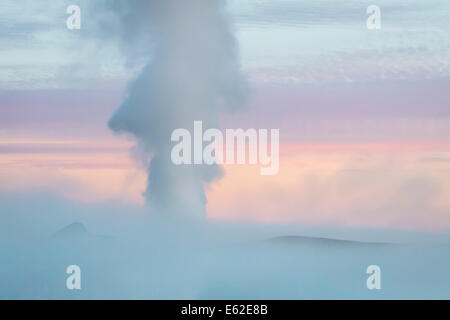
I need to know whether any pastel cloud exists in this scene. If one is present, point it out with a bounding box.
[207,145,450,231]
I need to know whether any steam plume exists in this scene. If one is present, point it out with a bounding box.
[108,0,247,218]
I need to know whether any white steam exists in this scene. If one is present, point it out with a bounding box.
[108,0,247,218]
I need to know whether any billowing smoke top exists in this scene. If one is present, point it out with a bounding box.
[108,0,248,218]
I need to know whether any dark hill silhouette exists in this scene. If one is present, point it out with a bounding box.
[53,222,90,238]
[268,235,391,247]
[53,222,112,240]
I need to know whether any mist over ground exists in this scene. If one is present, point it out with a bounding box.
[1,192,449,299]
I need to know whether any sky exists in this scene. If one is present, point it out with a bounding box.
[1,0,450,231]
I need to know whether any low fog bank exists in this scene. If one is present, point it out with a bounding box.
[1,192,450,299]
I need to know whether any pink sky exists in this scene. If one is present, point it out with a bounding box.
[1,78,449,231]
[1,136,450,231]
